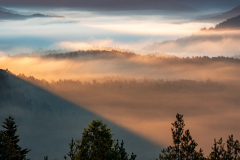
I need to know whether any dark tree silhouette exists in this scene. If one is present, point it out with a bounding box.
[113,139,136,160]
[44,155,48,160]
[75,119,115,160]
[67,138,75,160]
[0,130,21,160]
[0,115,30,160]
[159,113,204,160]
[210,135,240,159]
[74,119,136,160]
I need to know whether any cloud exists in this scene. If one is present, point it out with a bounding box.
[143,30,240,57]
[57,38,157,53]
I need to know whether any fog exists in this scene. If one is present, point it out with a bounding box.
[143,30,240,57]
[16,70,240,157]
[2,52,240,82]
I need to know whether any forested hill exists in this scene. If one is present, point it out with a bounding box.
[40,50,240,64]
[0,69,162,160]
[214,15,240,30]
[206,5,240,21]
[41,50,136,60]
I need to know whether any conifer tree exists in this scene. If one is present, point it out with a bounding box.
[67,138,75,160]
[159,113,204,160]
[44,155,48,160]
[75,119,115,160]
[74,119,136,160]
[0,115,30,160]
[113,139,136,160]
[210,135,240,159]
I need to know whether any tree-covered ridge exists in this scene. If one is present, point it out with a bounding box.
[2,69,240,159]
[0,69,161,159]
[214,15,240,30]
[18,73,226,92]
[29,50,240,65]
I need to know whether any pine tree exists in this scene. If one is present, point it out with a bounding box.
[159,113,204,160]
[67,138,75,160]
[113,139,136,160]
[74,119,136,160]
[0,115,30,160]
[210,135,240,159]
[44,155,48,160]
[75,119,114,160]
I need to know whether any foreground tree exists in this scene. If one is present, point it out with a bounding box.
[67,138,75,160]
[0,115,30,160]
[74,119,136,160]
[159,113,204,160]
[113,140,137,160]
[209,135,240,160]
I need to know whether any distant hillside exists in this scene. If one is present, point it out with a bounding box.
[0,7,17,14]
[0,10,24,20]
[214,15,240,30]
[0,7,63,20]
[200,5,240,21]
[143,16,240,56]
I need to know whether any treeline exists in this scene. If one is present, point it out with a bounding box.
[17,73,227,92]
[11,50,240,65]
[41,51,240,64]
[1,114,240,160]
[41,50,136,60]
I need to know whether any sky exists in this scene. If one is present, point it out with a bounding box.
[0,7,217,56]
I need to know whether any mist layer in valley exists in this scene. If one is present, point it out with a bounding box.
[1,51,240,158]
[2,51,240,82]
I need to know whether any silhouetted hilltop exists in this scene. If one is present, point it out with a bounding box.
[0,7,63,20]
[0,7,17,14]
[0,10,25,20]
[207,5,240,20]
[214,15,240,30]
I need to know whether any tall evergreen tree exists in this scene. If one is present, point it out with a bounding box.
[159,113,204,160]
[0,115,30,160]
[74,119,115,160]
[210,135,240,160]
[74,119,136,160]
[67,138,75,160]
[113,139,137,160]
